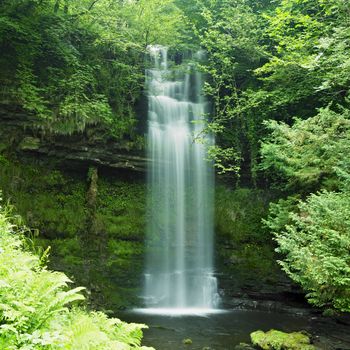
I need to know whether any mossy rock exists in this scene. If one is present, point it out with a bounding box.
[183,338,193,345]
[250,330,315,350]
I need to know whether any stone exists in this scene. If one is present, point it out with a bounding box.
[0,104,148,172]
[183,338,193,345]
[250,329,316,350]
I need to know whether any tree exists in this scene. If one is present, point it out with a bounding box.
[0,0,184,138]
[260,108,350,191]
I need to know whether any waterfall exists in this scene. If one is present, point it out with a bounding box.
[143,46,219,313]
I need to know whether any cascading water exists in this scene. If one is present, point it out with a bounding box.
[142,46,219,314]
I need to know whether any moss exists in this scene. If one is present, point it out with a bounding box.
[0,155,146,309]
[0,158,86,239]
[215,187,270,242]
[183,338,193,345]
[96,178,146,240]
[250,330,316,350]
[215,186,282,288]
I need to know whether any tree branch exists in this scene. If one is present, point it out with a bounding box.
[88,0,101,11]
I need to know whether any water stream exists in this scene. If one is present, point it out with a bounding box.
[140,46,219,313]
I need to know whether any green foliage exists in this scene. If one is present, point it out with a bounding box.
[122,0,185,47]
[0,159,86,239]
[216,187,270,242]
[260,97,350,311]
[96,180,146,240]
[215,187,281,286]
[207,145,240,175]
[263,197,300,236]
[190,0,265,177]
[1,0,350,318]
[60,309,151,350]
[0,0,185,139]
[188,0,350,312]
[189,0,350,184]
[0,157,146,309]
[261,108,350,190]
[0,204,152,349]
[265,191,350,311]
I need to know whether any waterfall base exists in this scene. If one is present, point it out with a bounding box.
[132,308,227,316]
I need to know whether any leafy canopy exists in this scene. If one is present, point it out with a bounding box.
[0,0,185,138]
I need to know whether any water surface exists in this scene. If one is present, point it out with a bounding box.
[121,309,311,349]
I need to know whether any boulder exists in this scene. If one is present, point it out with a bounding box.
[250,329,315,350]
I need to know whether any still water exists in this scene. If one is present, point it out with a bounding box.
[121,309,311,350]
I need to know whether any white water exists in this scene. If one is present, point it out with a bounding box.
[142,46,219,314]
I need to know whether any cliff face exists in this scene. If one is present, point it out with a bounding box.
[0,104,148,172]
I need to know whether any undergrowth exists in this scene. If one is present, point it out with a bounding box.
[0,198,153,350]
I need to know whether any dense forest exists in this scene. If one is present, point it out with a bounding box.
[0,0,349,349]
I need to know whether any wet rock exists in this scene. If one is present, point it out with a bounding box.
[234,343,255,350]
[224,297,313,316]
[183,338,193,345]
[335,314,350,326]
[251,329,315,350]
[0,104,147,172]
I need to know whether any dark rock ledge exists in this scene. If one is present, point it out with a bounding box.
[0,105,148,172]
[18,136,148,172]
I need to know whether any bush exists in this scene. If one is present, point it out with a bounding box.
[261,108,350,191]
[265,191,350,311]
[0,202,153,349]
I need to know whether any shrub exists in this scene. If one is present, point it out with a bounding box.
[261,108,350,191]
[265,191,350,311]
